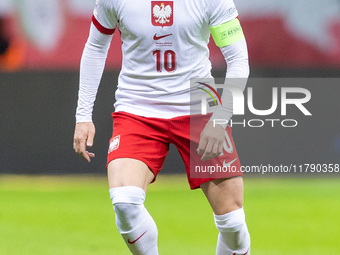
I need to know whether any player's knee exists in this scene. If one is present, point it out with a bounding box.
[214,207,246,233]
[215,208,247,250]
[109,186,146,232]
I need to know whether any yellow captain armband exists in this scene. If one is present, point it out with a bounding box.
[209,18,245,47]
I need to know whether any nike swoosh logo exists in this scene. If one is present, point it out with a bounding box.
[127,231,147,244]
[223,158,237,167]
[153,33,172,40]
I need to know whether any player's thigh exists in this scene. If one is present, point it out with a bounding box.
[200,176,244,215]
[108,158,155,193]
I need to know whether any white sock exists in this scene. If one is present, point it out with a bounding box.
[109,186,158,255]
[215,207,251,255]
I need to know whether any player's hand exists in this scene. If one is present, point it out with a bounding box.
[73,122,96,162]
[197,121,224,161]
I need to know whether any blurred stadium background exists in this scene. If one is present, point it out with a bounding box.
[0,0,340,254]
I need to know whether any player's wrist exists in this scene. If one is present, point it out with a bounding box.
[75,116,93,123]
[208,119,228,130]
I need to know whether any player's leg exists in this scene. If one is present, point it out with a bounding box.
[106,112,170,255]
[108,158,159,255]
[200,177,250,255]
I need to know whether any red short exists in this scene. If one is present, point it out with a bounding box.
[107,111,242,189]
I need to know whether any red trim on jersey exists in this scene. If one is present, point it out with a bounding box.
[91,15,115,35]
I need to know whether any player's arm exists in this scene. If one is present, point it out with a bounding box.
[209,17,249,128]
[73,14,114,162]
[197,16,249,161]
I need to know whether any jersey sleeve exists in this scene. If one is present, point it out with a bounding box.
[207,0,244,48]
[93,0,118,35]
[207,0,239,27]
[75,23,113,123]
[207,0,248,129]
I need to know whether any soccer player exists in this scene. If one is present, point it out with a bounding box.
[73,0,251,254]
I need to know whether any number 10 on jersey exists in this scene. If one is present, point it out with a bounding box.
[153,50,176,72]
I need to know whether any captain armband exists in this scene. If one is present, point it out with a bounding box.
[209,18,245,47]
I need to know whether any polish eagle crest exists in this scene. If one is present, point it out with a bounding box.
[153,3,172,25]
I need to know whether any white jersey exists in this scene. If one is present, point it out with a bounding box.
[93,0,239,118]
